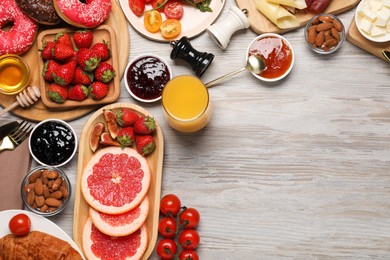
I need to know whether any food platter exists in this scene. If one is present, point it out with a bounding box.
[0,0,129,122]
[72,103,163,260]
[37,25,120,109]
[119,0,225,42]
[235,0,360,34]
[0,209,85,259]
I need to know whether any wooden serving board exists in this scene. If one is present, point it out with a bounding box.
[0,0,129,122]
[235,0,360,34]
[72,103,163,260]
[347,17,390,62]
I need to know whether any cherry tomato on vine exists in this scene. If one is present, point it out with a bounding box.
[156,238,177,260]
[160,19,181,39]
[8,213,31,236]
[128,0,145,16]
[179,250,199,260]
[179,207,200,229]
[160,194,181,216]
[164,0,184,20]
[158,216,177,238]
[144,10,162,33]
[179,229,200,250]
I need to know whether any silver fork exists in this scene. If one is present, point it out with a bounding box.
[0,121,33,152]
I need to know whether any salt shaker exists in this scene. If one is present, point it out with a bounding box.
[206,6,250,50]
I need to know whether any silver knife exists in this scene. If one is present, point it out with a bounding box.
[0,121,19,141]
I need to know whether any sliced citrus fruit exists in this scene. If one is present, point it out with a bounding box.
[81,146,151,214]
[89,196,150,237]
[82,218,148,260]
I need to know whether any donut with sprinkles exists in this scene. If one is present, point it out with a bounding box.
[15,0,62,25]
[53,0,111,28]
[0,0,38,55]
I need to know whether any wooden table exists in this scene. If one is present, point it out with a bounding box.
[2,0,390,258]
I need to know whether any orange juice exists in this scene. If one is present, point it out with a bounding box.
[0,54,30,95]
[162,75,212,132]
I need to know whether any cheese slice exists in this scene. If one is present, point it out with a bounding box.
[360,16,374,33]
[371,25,387,36]
[369,0,384,11]
[255,0,299,29]
[266,0,307,9]
[376,7,390,26]
[385,0,390,7]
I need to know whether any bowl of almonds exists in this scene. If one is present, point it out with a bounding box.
[21,166,71,217]
[305,13,345,54]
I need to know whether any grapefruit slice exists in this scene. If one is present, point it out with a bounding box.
[82,218,148,260]
[81,147,151,214]
[89,196,150,237]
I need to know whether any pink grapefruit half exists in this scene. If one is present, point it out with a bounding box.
[89,196,150,237]
[82,218,148,260]
[81,147,151,214]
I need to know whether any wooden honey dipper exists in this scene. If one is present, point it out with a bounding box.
[0,86,41,117]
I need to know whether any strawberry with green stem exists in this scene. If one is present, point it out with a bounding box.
[52,60,77,86]
[135,135,156,156]
[48,84,68,103]
[90,82,109,100]
[68,84,89,101]
[116,127,135,148]
[116,108,139,127]
[94,62,116,83]
[134,116,156,134]
[77,48,101,72]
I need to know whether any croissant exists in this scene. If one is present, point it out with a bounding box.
[0,230,83,260]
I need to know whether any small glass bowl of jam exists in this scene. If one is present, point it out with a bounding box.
[124,54,172,103]
[247,33,295,82]
[0,54,30,95]
[29,119,77,167]
[21,166,71,217]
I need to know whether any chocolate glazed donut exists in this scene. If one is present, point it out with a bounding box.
[15,0,62,25]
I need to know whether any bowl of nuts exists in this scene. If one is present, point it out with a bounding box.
[21,166,71,217]
[305,13,345,54]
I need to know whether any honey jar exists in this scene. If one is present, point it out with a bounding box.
[0,54,30,95]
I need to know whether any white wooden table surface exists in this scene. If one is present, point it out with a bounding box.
[3,0,390,258]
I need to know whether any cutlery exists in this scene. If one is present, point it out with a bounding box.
[0,86,41,117]
[0,121,33,152]
[0,121,19,142]
[382,49,390,62]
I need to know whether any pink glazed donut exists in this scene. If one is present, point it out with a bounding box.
[0,0,38,55]
[53,0,112,28]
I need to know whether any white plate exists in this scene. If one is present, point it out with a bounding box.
[355,0,390,43]
[119,0,225,42]
[0,210,85,259]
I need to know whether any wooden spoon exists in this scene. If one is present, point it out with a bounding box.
[0,86,41,117]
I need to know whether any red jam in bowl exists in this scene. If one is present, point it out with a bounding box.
[126,56,171,101]
[248,36,292,79]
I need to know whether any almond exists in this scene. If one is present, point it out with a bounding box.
[34,178,43,196]
[46,170,59,179]
[52,177,62,191]
[315,31,325,47]
[43,184,50,198]
[333,19,343,32]
[45,198,62,207]
[316,22,333,32]
[319,15,334,23]
[40,204,49,213]
[26,190,35,206]
[35,195,45,207]
[324,38,339,48]
[60,186,69,199]
[331,27,340,41]
[28,170,42,183]
[307,27,317,44]
[50,190,63,199]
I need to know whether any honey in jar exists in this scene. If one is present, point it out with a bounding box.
[0,54,30,95]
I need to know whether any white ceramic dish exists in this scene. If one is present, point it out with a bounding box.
[0,209,85,259]
[124,54,172,103]
[246,33,295,82]
[355,0,390,43]
[119,0,225,42]
[29,119,78,167]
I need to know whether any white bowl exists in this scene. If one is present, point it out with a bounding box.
[29,119,77,167]
[246,33,295,82]
[355,0,390,43]
[124,54,172,103]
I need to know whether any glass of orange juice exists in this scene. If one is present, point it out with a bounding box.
[162,75,212,133]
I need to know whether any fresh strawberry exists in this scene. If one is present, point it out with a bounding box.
[72,66,94,85]
[48,84,68,103]
[52,60,77,86]
[68,84,89,101]
[42,60,60,82]
[52,43,75,62]
[90,82,109,100]
[133,116,156,134]
[94,62,116,83]
[116,127,135,147]
[77,48,100,72]
[91,41,110,61]
[73,29,94,49]
[40,41,55,60]
[116,108,139,127]
[135,135,156,156]
[55,32,73,48]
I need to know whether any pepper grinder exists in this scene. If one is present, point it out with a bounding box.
[170,36,214,77]
[206,6,250,50]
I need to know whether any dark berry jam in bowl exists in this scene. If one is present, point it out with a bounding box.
[247,33,294,82]
[124,54,172,103]
[29,119,77,167]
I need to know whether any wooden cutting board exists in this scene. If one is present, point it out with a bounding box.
[235,0,360,34]
[347,17,390,62]
[0,0,130,122]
